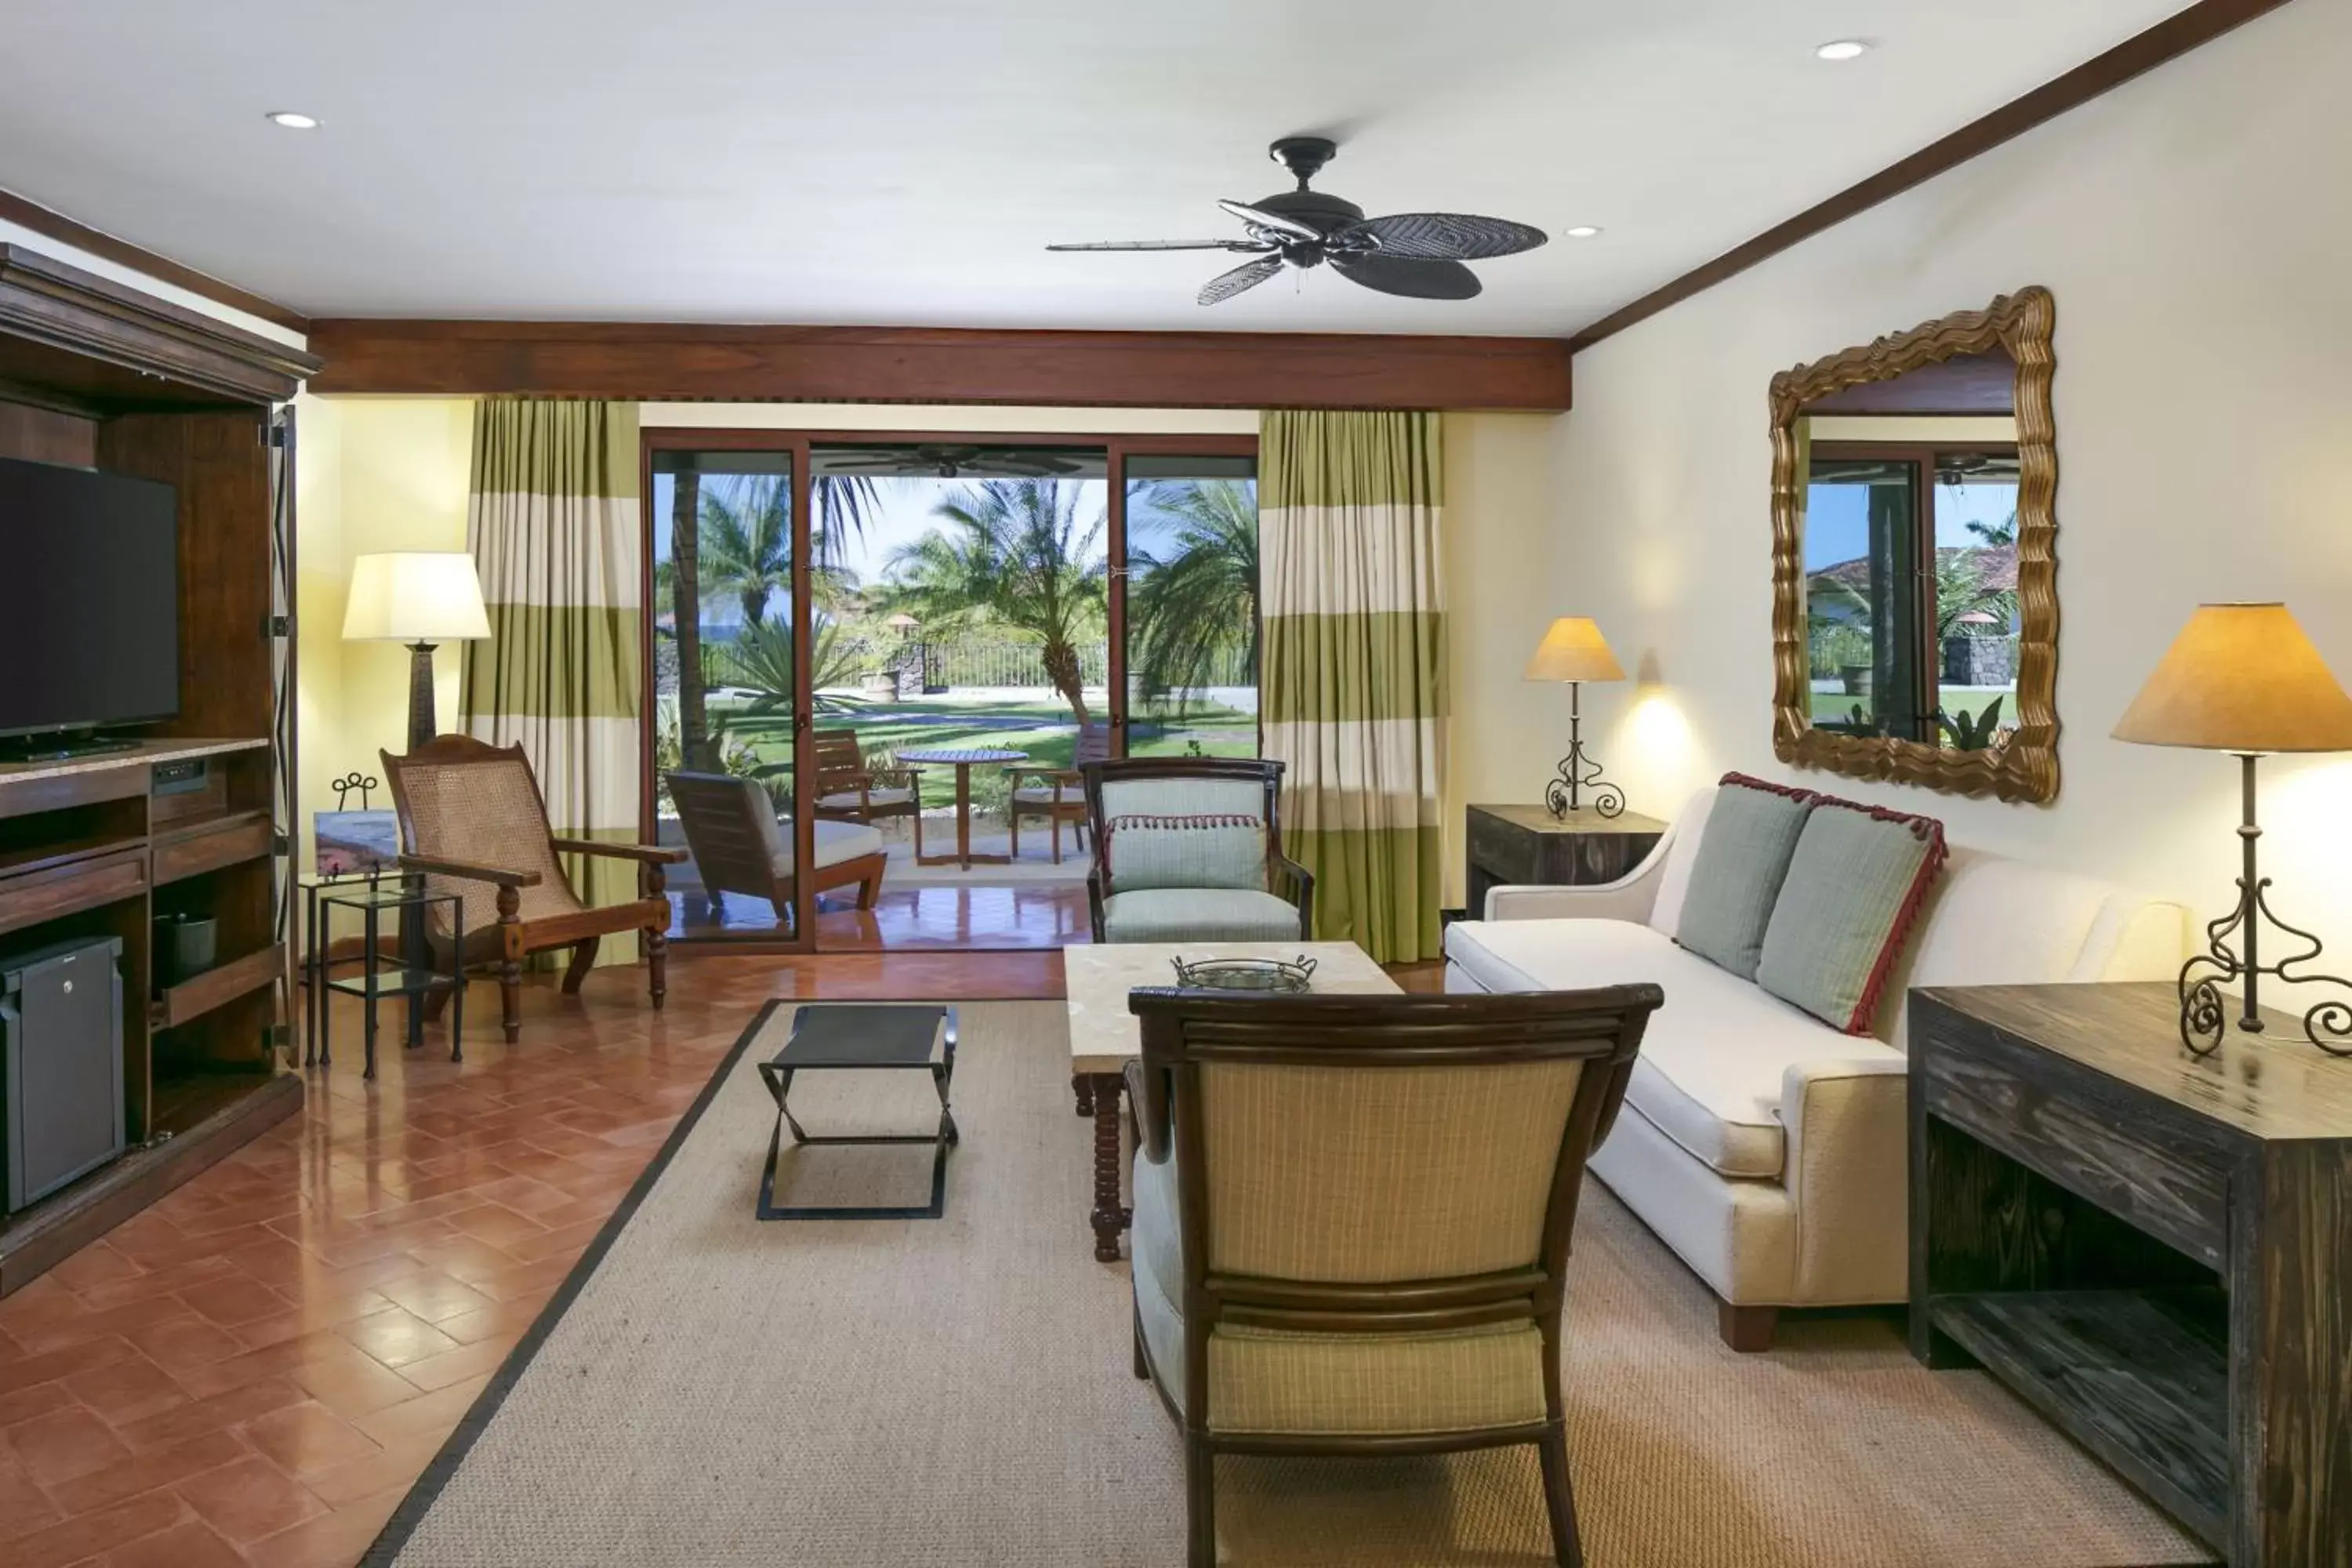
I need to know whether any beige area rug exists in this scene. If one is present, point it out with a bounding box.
[368,1003,2209,1568]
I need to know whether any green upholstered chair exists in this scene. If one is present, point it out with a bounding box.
[1078,757,1312,944]
[1123,983,1664,1568]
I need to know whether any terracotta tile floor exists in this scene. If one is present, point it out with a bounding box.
[0,949,1065,1568]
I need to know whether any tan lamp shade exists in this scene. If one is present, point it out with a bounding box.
[1524,617,1626,683]
[342,553,491,643]
[2113,602,2352,753]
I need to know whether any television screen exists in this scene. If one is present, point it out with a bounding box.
[0,456,180,739]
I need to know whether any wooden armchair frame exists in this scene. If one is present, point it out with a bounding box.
[1125,985,1661,1568]
[1077,757,1313,942]
[383,735,688,1044]
[811,728,925,858]
[1005,720,1112,864]
[666,769,885,926]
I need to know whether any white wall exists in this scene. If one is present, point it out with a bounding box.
[1549,0,2352,960]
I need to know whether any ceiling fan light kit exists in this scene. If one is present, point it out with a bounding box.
[1048,136,1548,306]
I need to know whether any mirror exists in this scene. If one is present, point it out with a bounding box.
[1769,287,2059,802]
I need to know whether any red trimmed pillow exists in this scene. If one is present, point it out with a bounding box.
[1753,796,1948,1034]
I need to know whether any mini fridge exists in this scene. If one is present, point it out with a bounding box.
[2,935,125,1214]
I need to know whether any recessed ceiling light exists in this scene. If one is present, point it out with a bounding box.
[266,111,320,129]
[1814,39,1871,61]
[1563,226,1602,240]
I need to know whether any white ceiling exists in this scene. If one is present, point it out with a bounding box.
[0,0,2190,336]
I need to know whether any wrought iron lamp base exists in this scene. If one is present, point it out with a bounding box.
[1544,683,1623,820]
[2176,752,2352,1057]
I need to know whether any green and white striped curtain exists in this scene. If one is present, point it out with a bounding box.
[459,400,644,956]
[1260,410,1446,964]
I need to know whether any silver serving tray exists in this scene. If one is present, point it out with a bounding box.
[1169,955,1319,993]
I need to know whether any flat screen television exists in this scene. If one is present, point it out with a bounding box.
[0,455,180,751]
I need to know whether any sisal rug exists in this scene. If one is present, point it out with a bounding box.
[367,1002,2209,1568]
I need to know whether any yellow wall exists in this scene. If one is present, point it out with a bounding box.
[292,395,474,867]
[1542,0,2352,960]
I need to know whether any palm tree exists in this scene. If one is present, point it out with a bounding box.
[697,475,790,626]
[1934,554,2017,639]
[1965,510,2018,547]
[1127,478,1258,713]
[881,479,1108,721]
[669,470,716,771]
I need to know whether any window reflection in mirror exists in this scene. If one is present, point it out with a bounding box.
[1797,348,2020,754]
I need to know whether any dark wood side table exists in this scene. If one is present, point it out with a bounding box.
[1463,803,1666,914]
[1910,982,2352,1566]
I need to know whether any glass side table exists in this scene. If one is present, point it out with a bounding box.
[300,874,466,1080]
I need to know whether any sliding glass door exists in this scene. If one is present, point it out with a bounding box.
[642,431,1256,950]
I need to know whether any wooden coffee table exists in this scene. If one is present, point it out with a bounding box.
[1064,941,1399,1261]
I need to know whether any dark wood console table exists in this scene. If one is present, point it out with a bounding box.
[1463,803,1666,915]
[1910,983,2352,1566]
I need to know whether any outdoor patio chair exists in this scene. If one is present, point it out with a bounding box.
[812,729,925,858]
[383,735,686,1044]
[1078,757,1311,943]
[667,770,887,925]
[1005,720,1112,863]
[1126,984,1662,1568]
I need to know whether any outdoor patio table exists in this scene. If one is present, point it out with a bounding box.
[895,746,1029,870]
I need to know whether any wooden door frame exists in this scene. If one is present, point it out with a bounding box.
[638,425,1260,952]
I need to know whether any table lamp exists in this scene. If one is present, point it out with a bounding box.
[1524,616,1628,819]
[342,552,492,752]
[2113,602,2352,1055]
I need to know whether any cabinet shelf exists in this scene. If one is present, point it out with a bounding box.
[151,809,271,886]
[151,941,283,1031]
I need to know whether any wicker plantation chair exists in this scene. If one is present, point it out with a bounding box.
[1125,985,1663,1568]
[1078,757,1311,944]
[383,736,686,1044]
[1005,720,1111,863]
[811,729,924,858]
[667,770,886,923]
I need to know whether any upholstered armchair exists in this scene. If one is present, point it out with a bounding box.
[1077,757,1312,943]
[383,736,686,1044]
[666,770,887,924]
[1123,984,1663,1568]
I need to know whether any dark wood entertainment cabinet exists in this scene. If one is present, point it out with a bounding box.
[0,243,320,1294]
[1910,982,2352,1566]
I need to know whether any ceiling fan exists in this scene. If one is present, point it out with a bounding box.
[1048,136,1547,306]
[818,445,1087,479]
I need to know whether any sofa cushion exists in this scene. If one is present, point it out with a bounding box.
[768,818,884,878]
[1443,918,1892,1179]
[1674,774,1816,979]
[1102,887,1301,944]
[1757,801,1947,1034]
[817,787,914,811]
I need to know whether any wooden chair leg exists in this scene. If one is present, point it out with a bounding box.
[1185,1436,1216,1568]
[1009,808,1021,860]
[561,936,600,994]
[647,924,667,1011]
[1051,813,1063,864]
[858,863,883,909]
[1717,1299,1779,1352]
[496,886,522,1044]
[1537,1428,1584,1568]
[423,985,453,1023]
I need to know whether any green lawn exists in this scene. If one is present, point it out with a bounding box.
[707,695,1258,811]
[1808,685,2013,744]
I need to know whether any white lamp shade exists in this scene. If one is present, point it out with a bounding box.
[342,553,491,642]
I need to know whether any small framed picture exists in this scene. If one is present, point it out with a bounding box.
[314,810,401,877]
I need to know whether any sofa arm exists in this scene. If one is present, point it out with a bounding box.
[1481,817,1679,924]
[1778,1056,1911,1305]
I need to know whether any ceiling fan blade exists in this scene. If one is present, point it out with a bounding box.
[1330,254,1482,301]
[1047,238,1272,252]
[1198,256,1287,306]
[1217,200,1320,241]
[1336,212,1548,260]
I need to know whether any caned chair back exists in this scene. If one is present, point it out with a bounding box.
[1134,988,1658,1290]
[383,736,583,935]
[666,771,785,902]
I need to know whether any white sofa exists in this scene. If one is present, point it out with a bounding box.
[1443,784,2183,1348]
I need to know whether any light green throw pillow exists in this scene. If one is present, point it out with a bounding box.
[1675,775,1817,979]
[1755,802,1949,1034]
[1104,814,1269,893]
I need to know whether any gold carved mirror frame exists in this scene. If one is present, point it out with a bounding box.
[1769,285,2058,802]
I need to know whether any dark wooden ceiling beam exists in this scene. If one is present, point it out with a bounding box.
[1566,0,2300,353]
[301,319,1573,411]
